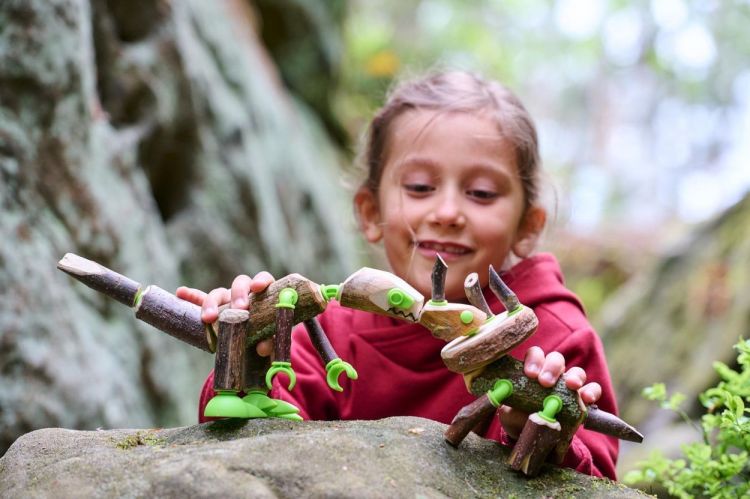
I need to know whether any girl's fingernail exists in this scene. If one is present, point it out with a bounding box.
[205,307,216,317]
[233,299,245,308]
[527,363,540,375]
[540,372,554,385]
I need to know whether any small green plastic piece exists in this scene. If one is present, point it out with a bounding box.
[242,390,278,412]
[266,361,297,390]
[325,358,359,392]
[320,284,341,302]
[387,288,414,309]
[266,399,301,416]
[276,288,299,309]
[428,299,448,306]
[487,379,513,407]
[277,413,304,421]
[537,394,564,423]
[460,310,474,324]
[204,390,266,418]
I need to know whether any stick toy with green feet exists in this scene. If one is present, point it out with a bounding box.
[57,252,641,476]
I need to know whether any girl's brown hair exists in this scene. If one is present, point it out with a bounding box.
[362,70,542,212]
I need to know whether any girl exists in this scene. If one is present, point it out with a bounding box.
[177,71,619,479]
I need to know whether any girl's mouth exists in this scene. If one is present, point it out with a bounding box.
[416,241,472,261]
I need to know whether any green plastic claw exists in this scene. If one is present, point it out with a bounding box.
[277,413,304,421]
[325,358,359,392]
[266,399,301,416]
[538,395,564,423]
[266,361,297,390]
[204,390,266,418]
[242,390,278,412]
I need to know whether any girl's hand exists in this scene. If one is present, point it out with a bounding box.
[498,346,602,440]
[176,272,276,357]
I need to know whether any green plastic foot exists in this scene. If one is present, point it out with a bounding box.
[204,390,265,418]
[266,399,301,417]
[277,413,304,421]
[242,390,278,412]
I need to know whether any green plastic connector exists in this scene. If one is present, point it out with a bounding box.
[320,284,341,302]
[266,361,296,390]
[460,310,474,324]
[387,288,414,309]
[204,390,266,418]
[276,288,299,309]
[537,395,563,423]
[428,299,448,306]
[325,358,359,392]
[487,379,513,407]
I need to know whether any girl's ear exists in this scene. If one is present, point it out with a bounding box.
[354,187,383,243]
[512,205,546,258]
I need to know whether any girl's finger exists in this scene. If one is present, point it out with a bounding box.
[579,382,602,405]
[524,346,545,378]
[563,366,587,391]
[202,287,230,323]
[175,286,207,306]
[538,351,565,387]
[231,275,253,309]
[250,271,275,293]
[255,338,274,357]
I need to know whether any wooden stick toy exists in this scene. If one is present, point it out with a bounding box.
[57,252,642,476]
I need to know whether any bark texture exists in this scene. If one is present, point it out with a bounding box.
[0,0,358,455]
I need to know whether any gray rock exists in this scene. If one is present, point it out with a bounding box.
[0,416,647,498]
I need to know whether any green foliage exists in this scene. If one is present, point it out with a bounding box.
[624,339,750,498]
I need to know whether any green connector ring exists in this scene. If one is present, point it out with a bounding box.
[537,394,563,423]
[387,288,414,309]
[487,379,513,407]
[320,284,341,302]
[276,288,298,309]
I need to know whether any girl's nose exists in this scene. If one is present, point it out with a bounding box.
[429,192,466,228]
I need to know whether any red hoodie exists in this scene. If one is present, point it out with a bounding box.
[198,253,619,479]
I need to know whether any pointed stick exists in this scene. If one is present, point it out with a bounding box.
[57,253,141,307]
[444,394,496,447]
[463,272,492,316]
[488,265,520,313]
[431,254,448,302]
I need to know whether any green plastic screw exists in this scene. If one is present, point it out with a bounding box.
[320,284,341,302]
[387,288,414,309]
[460,310,474,324]
[487,379,513,407]
[276,288,298,309]
[537,395,563,423]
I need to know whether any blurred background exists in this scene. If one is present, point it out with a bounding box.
[1,0,748,486]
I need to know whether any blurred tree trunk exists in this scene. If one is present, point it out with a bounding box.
[0,0,359,455]
[598,191,750,469]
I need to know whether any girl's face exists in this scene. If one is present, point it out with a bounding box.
[356,109,544,301]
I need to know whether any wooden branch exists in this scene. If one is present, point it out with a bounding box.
[465,355,586,428]
[273,307,294,363]
[243,343,271,391]
[463,272,492,316]
[431,254,448,302]
[338,267,424,323]
[444,394,496,447]
[135,285,211,352]
[236,274,327,345]
[213,309,248,391]
[441,306,538,373]
[57,253,142,307]
[507,413,562,476]
[418,302,487,341]
[488,265,520,313]
[304,318,337,365]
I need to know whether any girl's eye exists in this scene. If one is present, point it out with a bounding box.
[403,183,434,194]
[467,189,498,200]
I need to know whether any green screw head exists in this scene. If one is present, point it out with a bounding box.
[387,288,414,309]
[460,310,474,324]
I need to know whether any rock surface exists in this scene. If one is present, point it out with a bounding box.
[0,416,646,498]
[0,0,359,454]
